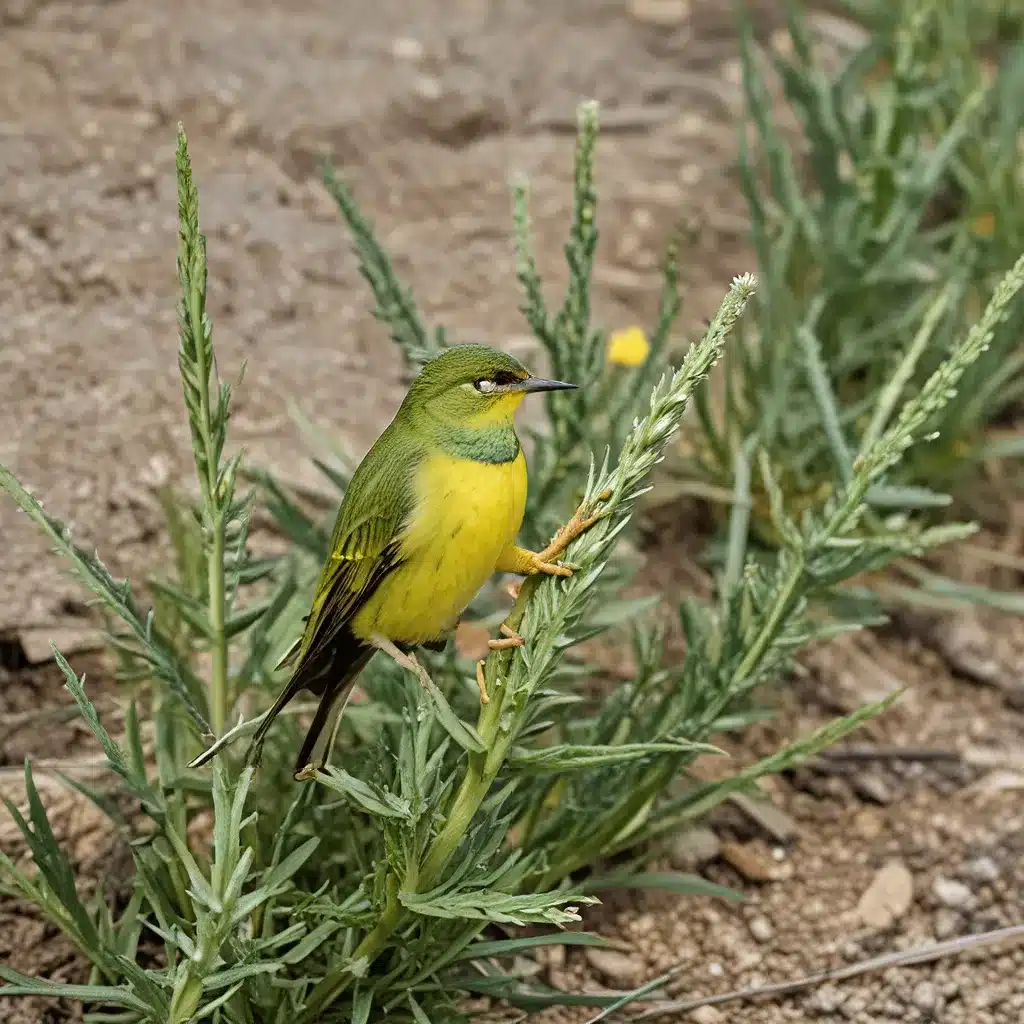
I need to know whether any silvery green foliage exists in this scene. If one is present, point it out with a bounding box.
[679,0,1024,612]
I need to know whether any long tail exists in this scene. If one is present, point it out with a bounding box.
[246,626,373,778]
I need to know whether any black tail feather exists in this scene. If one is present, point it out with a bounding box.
[292,647,373,777]
[245,625,373,775]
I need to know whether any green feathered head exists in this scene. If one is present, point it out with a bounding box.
[402,344,576,425]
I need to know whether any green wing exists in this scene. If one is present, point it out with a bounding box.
[290,435,419,682]
[207,431,423,772]
[286,428,421,684]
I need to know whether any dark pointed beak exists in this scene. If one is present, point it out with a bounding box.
[519,375,578,393]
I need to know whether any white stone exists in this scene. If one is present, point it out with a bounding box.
[932,876,973,908]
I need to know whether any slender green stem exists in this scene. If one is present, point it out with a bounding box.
[207,525,228,733]
[297,874,404,1020]
[537,758,676,889]
[176,127,231,734]
[353,888,404,962]
[421,576,539,884]
[732,559,804,681]
[860,290,950,455]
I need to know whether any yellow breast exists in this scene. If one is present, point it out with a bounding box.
[351,450,527,645]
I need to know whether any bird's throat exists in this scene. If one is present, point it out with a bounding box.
[437,423,521,464]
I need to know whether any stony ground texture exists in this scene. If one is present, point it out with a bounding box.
[2,1,1023,1022]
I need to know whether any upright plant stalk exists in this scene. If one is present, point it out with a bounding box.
[207,538,228,734]
[418,580,538,883]
[175,125,239,734]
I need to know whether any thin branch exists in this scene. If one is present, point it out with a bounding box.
[626,924,1024,1021]
[815,745,962,764]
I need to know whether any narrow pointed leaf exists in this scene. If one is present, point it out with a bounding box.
[0,969,149,1013]
[582,871,741,902]
[313,768,412,818]
[507,740,721,775]
[457,932,611,960]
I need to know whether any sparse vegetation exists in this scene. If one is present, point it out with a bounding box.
[669,0,1024,613]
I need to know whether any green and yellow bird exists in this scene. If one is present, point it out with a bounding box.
[250,343,583,779]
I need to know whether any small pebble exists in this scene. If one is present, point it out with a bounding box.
[391,37,425,60]
[912,980,939,1013]
[670,826,721,869]
[934,908,961,940]
[412,74,443,101]
[857,859,914,929]
[853,806,885,840]
[584,948,644,988]
[720,840,792,882]
[689,1008,723,1024]
[840,993,868,1018]
[748,915,774,943]
[852,772,893,804]
[965,856,1000,883]
[814,985,846,1014]
[933,876,973,909]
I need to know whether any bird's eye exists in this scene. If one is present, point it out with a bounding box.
[473,378,497,393]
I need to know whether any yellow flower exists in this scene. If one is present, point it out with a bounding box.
[971,211,996,238]
[606,326,650,368]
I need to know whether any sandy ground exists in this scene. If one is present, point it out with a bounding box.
[2,2,1023,1023]
[1,0,753,635]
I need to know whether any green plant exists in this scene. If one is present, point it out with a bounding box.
[1,101,1011,1021]
[672,0,1024,609]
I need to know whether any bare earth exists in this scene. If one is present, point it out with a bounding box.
[1,1,1022,1023]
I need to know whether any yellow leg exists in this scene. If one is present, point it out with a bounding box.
[475,660,490,705]
[494,490,611,579]
[535,491,611,564]
[369,632,433,691]
[488,623,525,651]
[495,545,571,577]
[489,492,611,656]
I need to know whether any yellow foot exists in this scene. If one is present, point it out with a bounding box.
[369,632,433,691]
[488,622,525,651]
[294,763,318,782]
[530,556,573,578]
[536,489,612,566]
[475,660,490,705]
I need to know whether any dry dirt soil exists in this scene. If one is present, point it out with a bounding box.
[1,1,1023,1022]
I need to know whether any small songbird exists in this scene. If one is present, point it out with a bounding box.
[249,344,581,779]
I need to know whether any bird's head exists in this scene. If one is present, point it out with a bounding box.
[403,343,576,428]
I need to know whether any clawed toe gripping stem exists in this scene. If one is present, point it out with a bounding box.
[481,491,612,703]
